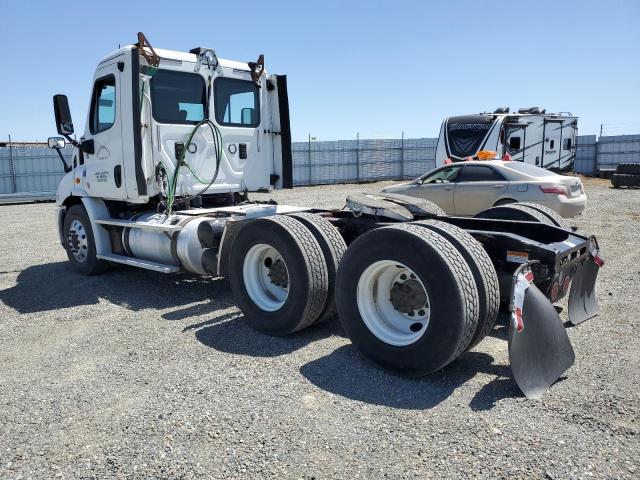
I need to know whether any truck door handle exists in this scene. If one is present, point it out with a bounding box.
[114,165,122,188]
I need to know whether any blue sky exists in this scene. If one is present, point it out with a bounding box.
[1,0,638,142]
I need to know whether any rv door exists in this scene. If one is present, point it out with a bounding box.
[542,119,563,169]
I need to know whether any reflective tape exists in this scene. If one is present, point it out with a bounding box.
[512,267,534,333]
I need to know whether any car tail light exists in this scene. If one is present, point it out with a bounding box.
[539,184,569,196]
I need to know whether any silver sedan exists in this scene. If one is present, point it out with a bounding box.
[381,160,587,217]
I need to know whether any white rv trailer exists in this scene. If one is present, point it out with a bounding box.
[435,108,578,171]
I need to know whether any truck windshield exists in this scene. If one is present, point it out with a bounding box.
[445,115,496,158]
[150,70,206,124]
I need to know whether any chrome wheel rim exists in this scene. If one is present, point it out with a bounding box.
[67,219,89,263]
[242,244,289,311]
[356,260,430,346]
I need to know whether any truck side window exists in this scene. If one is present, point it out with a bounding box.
[90,75,116,134]
[508,136,521,150]
[150,70,205,124]
[214,78,260,127]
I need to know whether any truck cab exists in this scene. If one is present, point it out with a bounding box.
[51,36,292,209]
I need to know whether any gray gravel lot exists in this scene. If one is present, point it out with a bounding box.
[0,178,638,479]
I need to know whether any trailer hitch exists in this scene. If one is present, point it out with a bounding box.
[508,263,575,399]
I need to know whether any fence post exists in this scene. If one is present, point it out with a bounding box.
[308,133,312,186]
[8,133,16,193]
[400,131,405,179]
[356,132,360,183]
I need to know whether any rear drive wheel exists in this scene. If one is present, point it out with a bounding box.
[336,224,479,375]
[512,202,573,230]
[474,203,556,226]
[229,215,328,335]
[414,220,500,350]
[63,204,108,275]
[289,213,347,322]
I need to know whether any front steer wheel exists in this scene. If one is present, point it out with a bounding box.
[62,204,108,275]
[335,224,479,376]
[229,215,329,336]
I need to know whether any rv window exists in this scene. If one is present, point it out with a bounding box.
[150,70,206,125]
[214,78,260,128]
[563,138,572,150]
[549,140,555,149]
[508,136,521,150]
[456,165,507,182]
[90,75,116,134]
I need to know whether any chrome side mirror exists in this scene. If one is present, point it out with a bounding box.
[48,137,66,149]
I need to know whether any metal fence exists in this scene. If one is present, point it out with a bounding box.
[292,136,437,186]
[1,133,639,203]
[0,144,72,203]
[573,134,640,175]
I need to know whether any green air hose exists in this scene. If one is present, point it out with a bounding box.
[139,68,222,214]
[164,119,223,214]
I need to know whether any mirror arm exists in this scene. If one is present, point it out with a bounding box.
[62,134,93,155]
[54,148,72,173]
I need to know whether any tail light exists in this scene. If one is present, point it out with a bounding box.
[539,184,569,196]
[502,153,512,161]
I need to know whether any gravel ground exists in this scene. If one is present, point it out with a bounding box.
[0,178,638,479]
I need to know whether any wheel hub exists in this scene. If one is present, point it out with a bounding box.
[356,260,431,346]
[67,219,89,262]
[267,258,289,288]
[389,278,428,314]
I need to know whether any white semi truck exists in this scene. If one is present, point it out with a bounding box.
[436,108,578,171]
[48,34,603,399]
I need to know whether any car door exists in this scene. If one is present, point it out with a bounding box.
[453,164,509,215]
[81,59,127,199]
[407,165,462,214]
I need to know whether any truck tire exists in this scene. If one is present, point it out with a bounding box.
[611,173,640,188]
[229,215,328,336]
[289,213,347,323]
[62,204,108,275]
[616,163,640,175]
[413,220,500,350]
[512,202,573,230]
[474,204,556,226]
[335,224,479,376]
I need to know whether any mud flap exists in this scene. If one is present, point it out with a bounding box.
[508,265,575,399]
[568,238,603,325]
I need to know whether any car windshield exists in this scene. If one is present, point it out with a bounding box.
[502,162,559,177]
[421,165,462,183]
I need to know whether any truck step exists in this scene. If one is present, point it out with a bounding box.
[96,253,181,273]
[95,218,183,233]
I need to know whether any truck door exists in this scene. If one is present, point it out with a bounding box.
[81,59,128,199]
[266,75,293,189]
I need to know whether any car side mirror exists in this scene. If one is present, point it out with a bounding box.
[48,137,66,149]
[53,94,74,135]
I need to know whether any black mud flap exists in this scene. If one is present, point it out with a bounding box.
[568,240,603,325]
[508,266,575,399]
